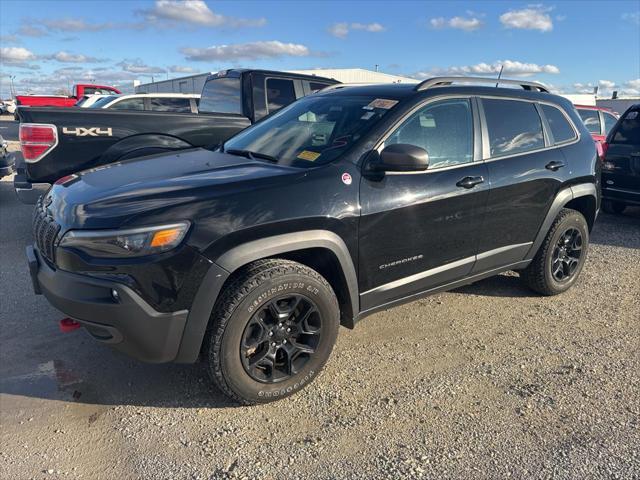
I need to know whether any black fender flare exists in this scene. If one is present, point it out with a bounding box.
[525,183,598,260]
[99,134,193,164]
[174,230,359,363]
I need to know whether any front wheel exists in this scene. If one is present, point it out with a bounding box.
[521,208,589,296]
[205,259,340,405]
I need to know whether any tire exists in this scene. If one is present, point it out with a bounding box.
[601,199,626,215]
[521,208,589,296]
[204,259,340,405]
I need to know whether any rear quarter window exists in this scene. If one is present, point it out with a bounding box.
[541,104,576,144]
[482,98,545,157]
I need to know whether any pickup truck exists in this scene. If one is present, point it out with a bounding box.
[15,69,338,203]
[15,84,121,111]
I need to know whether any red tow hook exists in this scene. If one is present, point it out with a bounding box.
[59,318,82,333]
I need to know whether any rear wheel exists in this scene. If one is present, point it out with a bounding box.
[521,208,589,296]
[205,259,339,405]
[602,199,626,215]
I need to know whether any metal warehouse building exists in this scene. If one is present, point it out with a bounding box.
[135,68,417,94]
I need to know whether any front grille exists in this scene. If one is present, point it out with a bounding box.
[32,198,61,265]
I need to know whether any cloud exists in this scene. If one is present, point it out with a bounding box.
[16,25,48,37]
[117,59,166,74]
[625,79,640,90]
[414,59,560,78]
[181,40,314,61]
[168,65,197,73]
[430,16,483,31]
[41,18,114,32]
[0,47,37,64]
[598,79,616,90]
[0,34,19,44]
[500,6,553,32]
[49,51,105,63]
[328,22,386,38]
[140,0,266,28]
[622,12,640,25]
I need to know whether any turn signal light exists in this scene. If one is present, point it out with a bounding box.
[20,123,58,163]
[150,227,184,248]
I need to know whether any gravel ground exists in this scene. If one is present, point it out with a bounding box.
[1,145,639,479]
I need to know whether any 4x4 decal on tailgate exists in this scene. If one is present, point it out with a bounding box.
[62,127,113,137]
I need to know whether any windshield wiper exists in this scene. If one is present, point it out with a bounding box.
[226,148,278,163]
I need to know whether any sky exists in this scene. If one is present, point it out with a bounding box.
[0,0,639,98]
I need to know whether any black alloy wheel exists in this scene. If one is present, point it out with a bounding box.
[551,227,583,282]
[241,294,322,383]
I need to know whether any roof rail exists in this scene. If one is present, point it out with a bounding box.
[318,83,380,93]
[415,76,549,93]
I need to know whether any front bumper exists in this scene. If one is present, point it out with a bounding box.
[27,245,189,363]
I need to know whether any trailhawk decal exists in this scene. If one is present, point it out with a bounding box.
[62,127,113,137]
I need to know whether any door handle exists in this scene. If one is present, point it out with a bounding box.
[545,161,566,171]
[456,176,485,189]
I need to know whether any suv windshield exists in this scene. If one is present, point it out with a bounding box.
[199,77,242,115]
[88,95,120,108]
[223,94,398,168]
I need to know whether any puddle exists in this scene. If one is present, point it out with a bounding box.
[0,359,93,401]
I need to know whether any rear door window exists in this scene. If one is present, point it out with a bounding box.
[482,99,544,157]
[578,109,601,134]
[611,110,640,145]
[308,82,331,93]
[109,98,145,110]
[541,104,576,144]
[148,97,192,113]
[603,112,618,135]
[266,78,296,113]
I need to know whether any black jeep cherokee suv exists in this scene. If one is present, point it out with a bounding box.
[28,77,599,404]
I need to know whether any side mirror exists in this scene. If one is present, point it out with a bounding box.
[374,144,429,172]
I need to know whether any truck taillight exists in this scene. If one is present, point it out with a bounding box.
[20,123,58,163]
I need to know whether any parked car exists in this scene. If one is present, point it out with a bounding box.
[600,104,640,214]
[15,84,121,111]
[0,134,15,179]
[575,105,619,143]
[86,93,200,112]
[27,76,598,404]
[14,69,338,203]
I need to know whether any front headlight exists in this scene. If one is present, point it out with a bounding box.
[58,222,190,258]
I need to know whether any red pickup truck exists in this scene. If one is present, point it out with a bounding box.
[15,84,121,110]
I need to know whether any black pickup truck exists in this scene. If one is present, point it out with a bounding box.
[14,69,337,203]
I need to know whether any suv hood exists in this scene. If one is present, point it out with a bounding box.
[47,148,303,229]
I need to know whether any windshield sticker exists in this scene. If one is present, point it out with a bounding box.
[626,111,638,120]
[366,98,399,110]
[297,150,321,161]
[361,111,375,120]
[341,173,352,185]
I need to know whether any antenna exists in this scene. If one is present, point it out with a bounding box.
[495,65,504,87]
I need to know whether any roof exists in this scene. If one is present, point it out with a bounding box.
[207,69,339,84]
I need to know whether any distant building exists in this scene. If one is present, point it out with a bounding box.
[136,72,215,94]
[287,68,417,84]
[135,68,417,94]
[596,97,639,115]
